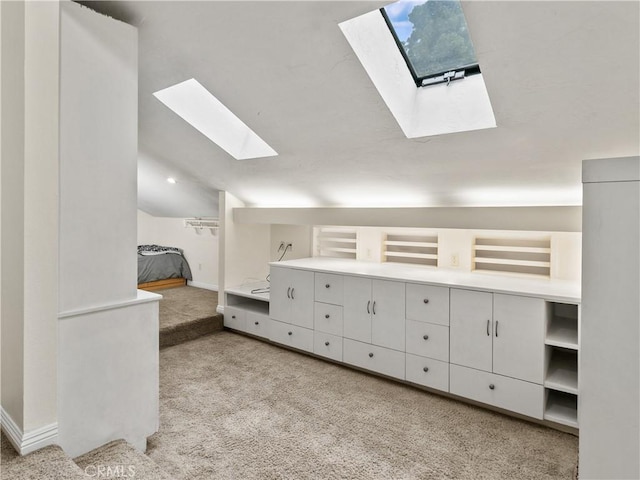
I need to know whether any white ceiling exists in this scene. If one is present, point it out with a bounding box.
[79,1,640,217]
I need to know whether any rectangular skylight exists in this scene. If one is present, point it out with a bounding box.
[381,0,480,87]
[153,78,277,160]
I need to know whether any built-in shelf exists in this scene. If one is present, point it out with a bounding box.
[226,281,270,302]
[546,315,579,349]
[545,348,578,394]
[544,390,578,428]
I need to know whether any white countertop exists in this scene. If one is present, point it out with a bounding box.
[270,257,581,304]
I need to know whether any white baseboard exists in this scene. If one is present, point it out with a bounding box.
[186,281,218,291]
[1,406,58,455]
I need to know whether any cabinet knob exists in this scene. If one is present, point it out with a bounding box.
[423,334,429,340]
[325,284,330,288]
[254,321,259,325]
[423,367,429,372]
[231,315,236,319]
[288,331,293,336]
[423,298,429,304]
[489,384,495,390]
[325,314,330,319]
[368,352,374,358]
[325,341,330,346]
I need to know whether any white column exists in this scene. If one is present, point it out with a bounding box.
[580,156,640,479]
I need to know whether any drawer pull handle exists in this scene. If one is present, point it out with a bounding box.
[325,314,330,319]
[325,341,330,346]
[368,352,374,358]
[423,334,429,341]
[495,320,499,338]
[287,287,291,299]
[372,301,376,315]
[487,319,490,336]
[288,331,293,336]
[423,298,429,304]
[325,284,330,288]
[291,288,295,300]
[423,367,429,373]
[489,384,495,390]
[255,321,259,325]
[367,300,370,314]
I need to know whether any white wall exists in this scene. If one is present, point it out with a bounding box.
[270,225,312,262]
[1,0,59,446]
[219,192,270,309]
[59,0,138,313]
[137,210,219,290]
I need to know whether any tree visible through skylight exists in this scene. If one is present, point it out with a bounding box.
[382,0,479,85]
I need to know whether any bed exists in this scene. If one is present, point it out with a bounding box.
[137,245,193,291]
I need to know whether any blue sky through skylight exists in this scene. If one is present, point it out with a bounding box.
[383,0,425,42]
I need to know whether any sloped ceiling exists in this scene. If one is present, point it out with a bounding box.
[79,1,640,217]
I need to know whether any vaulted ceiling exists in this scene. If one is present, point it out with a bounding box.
[79,1,640,217]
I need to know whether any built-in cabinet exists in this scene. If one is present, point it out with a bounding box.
[225,259,580,429]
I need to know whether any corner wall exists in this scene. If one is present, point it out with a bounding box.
[1,0,60,449]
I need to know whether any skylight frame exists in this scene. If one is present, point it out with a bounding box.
[380,2,481,88]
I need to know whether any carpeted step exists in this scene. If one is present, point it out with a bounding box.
[1,434,87,479]
[74,439,172,480]
[159,314,223,348]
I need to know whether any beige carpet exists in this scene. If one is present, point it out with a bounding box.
[147,331,578,479]
[158,286,223,348]
[0,433,86,479]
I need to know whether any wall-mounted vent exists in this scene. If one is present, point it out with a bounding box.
[383,233,438,266]
[473,236,551,277]
[315,227,357,259]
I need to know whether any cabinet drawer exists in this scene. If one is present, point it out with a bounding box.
[450,364,544,419]
[315,273,343,305]
[314,302,343,336]
[245,311,269,339]
[224,306,246,331]
[405,320,449,362]
[269,319,313,353]
[343,339,405,380]
[313,332,343,362]
[406,283,450,326]
[405,354,449,392]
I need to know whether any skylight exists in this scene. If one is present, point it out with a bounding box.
[153,78,277,160]
[381,0,480,87]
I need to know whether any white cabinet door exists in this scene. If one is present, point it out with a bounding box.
[343,275,372,343]
[269,266,290,322]
[371,279,405,351]
[269,267,313,328]
[450,289,493,372]
[290,269,314,329]
[406,283,450,326]
[493,294,546,384]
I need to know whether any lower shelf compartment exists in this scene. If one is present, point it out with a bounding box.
[544,390,578,428]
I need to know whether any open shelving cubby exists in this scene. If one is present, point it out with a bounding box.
[544,302,580,428]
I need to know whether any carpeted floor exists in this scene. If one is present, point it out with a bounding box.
[158,286,222,348]
[147,331,578,480]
